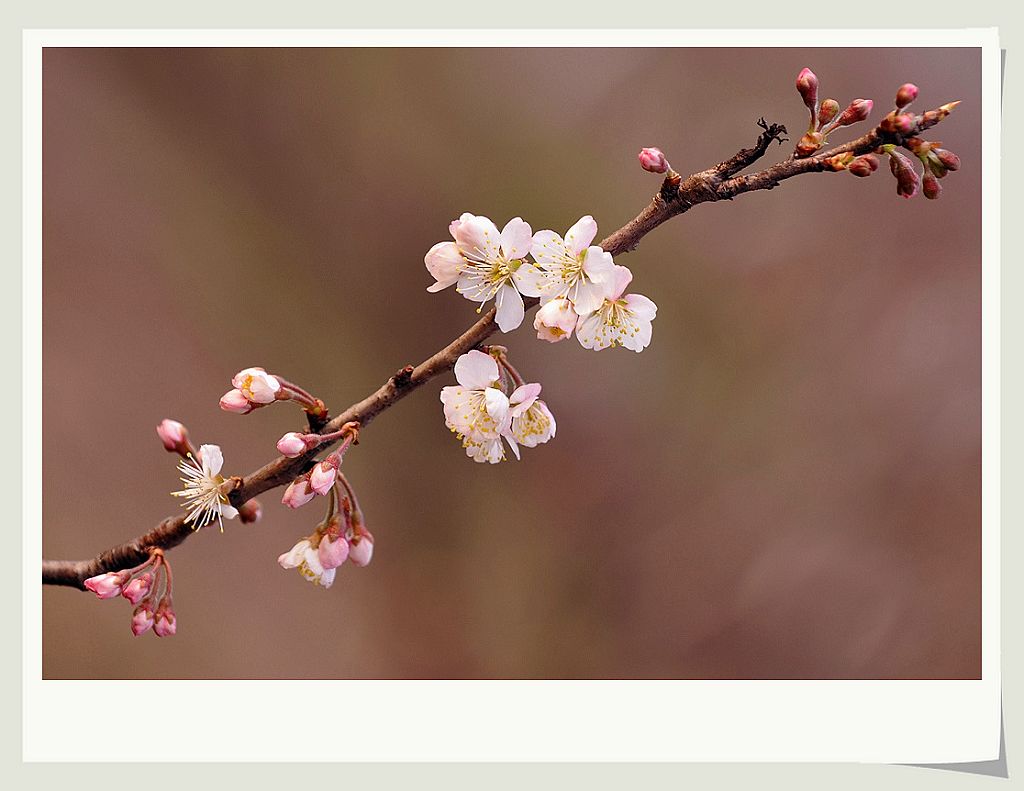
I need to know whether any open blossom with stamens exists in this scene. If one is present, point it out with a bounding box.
[426,213,546,332]
[278,538,336,588]
[231,367,281,404]
[575,265,658,352]
[533,297,578,343]
[440,350,511,464]
[504,383,556,455]
[170,444,240,530]
[531,216,616,315]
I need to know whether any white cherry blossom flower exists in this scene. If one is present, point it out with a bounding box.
[170,444,239,530]
[575,265,658,352]
[440,350,512,463]
[427,213,546,332]
[231,367,281,404]
[278,538,336,589]
[531,215,616,314]
[502,383,557,458]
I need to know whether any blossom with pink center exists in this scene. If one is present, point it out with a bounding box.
[318,535,350,570]
[231,367,281,404]
[84,572,126,600]
[278,538,336,588]
[282,477,316,509]
[276,432,308,458]
[156,419,187,452]
[153,609,177,638]
[219,389,254,414]
[533,297,578,343]
[440,350,511,464]
[170,444,239,530]
[575,265,658,352]
[309,461,338,496]
[427,213,546,332]
[131,605,155,636]
[121,574,153,606]
[531,216,616,315]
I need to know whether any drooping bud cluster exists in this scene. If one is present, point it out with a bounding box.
[869,136,961,200]
[278,469,374,589]
[792,68,874,159]
[280,423,360,508]
[220,367,328,420]
[83,551,178,637]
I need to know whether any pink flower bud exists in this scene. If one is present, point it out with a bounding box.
[131,605,155,636]
[795,131,823,157]
[847,154,880,178]
[309,461,337,496]
[277,432,309,458]
[84,572,126,599]
[219,389,254,414]
[637,147,669,174]
[238,499,263,524]
[933,148,960,172]
[156,419,187,452]
[796,68,818,114]
[892,114,916,135]
[121,574,152,606]
[317,535,350,570]
[817,99,840,129]
[282,478,316,509]
[922,172,942,200]
[153,609,177,638]
[895,83,918,109]
[834,99,873,128]
[534,298,578,343]
[348,533,374,568]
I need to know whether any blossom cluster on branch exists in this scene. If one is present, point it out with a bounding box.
[46,67,964,640]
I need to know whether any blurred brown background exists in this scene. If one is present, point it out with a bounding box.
[42,47,981,679]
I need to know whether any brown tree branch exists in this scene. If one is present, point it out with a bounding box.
[41,102,957,589]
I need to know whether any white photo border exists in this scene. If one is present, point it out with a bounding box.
[23,27,1001,763]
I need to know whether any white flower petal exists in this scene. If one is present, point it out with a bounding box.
[199,444,224,477]
[565,215,598,255]
[453,350,499,390]
[454,215,501,261]
[512,262,548,298]
[530,230,565,267]
[494,283,525,332]
[500,217,533,260]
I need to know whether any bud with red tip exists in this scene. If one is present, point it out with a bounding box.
[238,499,263,524]
[922,172,942,200]
[895,83,918,109]
[638,147,669,174]
[121,573,153,606]
[888,150,920,198]
[795,131,824,157]
[796,68,819,123]
[833,99,873,129]
[848,154,879,177]
[817,99,840,129]
[131,605,155,636]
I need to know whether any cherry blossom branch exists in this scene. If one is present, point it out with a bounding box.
[41,88,960,590]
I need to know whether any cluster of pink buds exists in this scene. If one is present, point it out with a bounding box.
[280,422,360,508]
[83,551,178,637]
[220,367,328,419]
[278,466,374,589]
[793,67,874,158]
